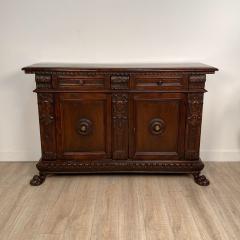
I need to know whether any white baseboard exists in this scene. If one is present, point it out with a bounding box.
[0,150,239,162]
[0,151,40,162]
[201,150,240,162]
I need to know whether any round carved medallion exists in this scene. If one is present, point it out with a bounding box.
[149,118,166,135]
[76,118,93,136]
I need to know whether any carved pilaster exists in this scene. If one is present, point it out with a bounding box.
[185,93,204,160]
[38,93,56,160]
[112,93,129,159]
[35,75,52,89]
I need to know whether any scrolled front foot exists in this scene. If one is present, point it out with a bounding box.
[30,173,46,186]
[193,172,210,186]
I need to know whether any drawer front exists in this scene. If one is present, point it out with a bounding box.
[58,75,108,89]
[133,74,187,90]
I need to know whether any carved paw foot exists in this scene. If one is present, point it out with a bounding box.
[193,172,210,186]
[30,174,46,186]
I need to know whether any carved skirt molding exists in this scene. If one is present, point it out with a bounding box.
[36,159,204,173]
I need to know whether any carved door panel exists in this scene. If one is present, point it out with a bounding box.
[56,93,111,160]
[130,93,186,160]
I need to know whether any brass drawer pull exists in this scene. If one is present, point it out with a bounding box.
[76,118,92,136]
[157,80,163,86]
[77,80,84,85]
[149,118,166,135]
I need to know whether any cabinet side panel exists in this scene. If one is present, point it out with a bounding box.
[37,93,56,160]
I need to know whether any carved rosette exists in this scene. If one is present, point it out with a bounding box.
[111,75,129,90]
[189,74,206,90]
[35,75,52,89]
[112,93,129,159]
[186,93,204,160]
[38,93,56,160]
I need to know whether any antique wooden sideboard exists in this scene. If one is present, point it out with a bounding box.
[22,63,218,186]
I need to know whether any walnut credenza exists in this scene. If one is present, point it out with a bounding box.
[22,63,218,186]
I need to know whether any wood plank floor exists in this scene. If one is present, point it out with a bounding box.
[0,162,239,240]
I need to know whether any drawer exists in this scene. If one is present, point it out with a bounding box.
[58,75,108,89]
[133,74,187,90]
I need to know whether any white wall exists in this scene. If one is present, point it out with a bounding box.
[0,0,239,161]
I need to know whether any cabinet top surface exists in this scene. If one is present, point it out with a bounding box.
[22,62,218,73]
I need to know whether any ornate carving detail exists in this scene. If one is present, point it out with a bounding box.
[38,93,54,103]
[193,172,210,186]
[38,93,56,160]
[35,75,52,88]
[189,75,206,83]
[187,94,203,126]
[112,94,129,159]
[189,75,206,89]
[111,75,129,89]
[25,70,213,76]
[188,114,202,126]
[30,173,46,186]
[112,94,128,128]
[186,93,204,160]
[34,160,207,185]
[37,159,204,171]
[38,94,55,126]
[188,93,204,104]
[76,118,93,136]
[149,118,166,135]
[39,115,54,125]
[26,70,98,76]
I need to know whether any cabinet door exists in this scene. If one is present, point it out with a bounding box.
[56,93,111,160]
[130,93,186,160]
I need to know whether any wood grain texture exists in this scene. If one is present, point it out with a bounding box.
[0,162,239,240]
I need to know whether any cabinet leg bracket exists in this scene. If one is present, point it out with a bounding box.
[192,172,210,186]
[30,172,47,186]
